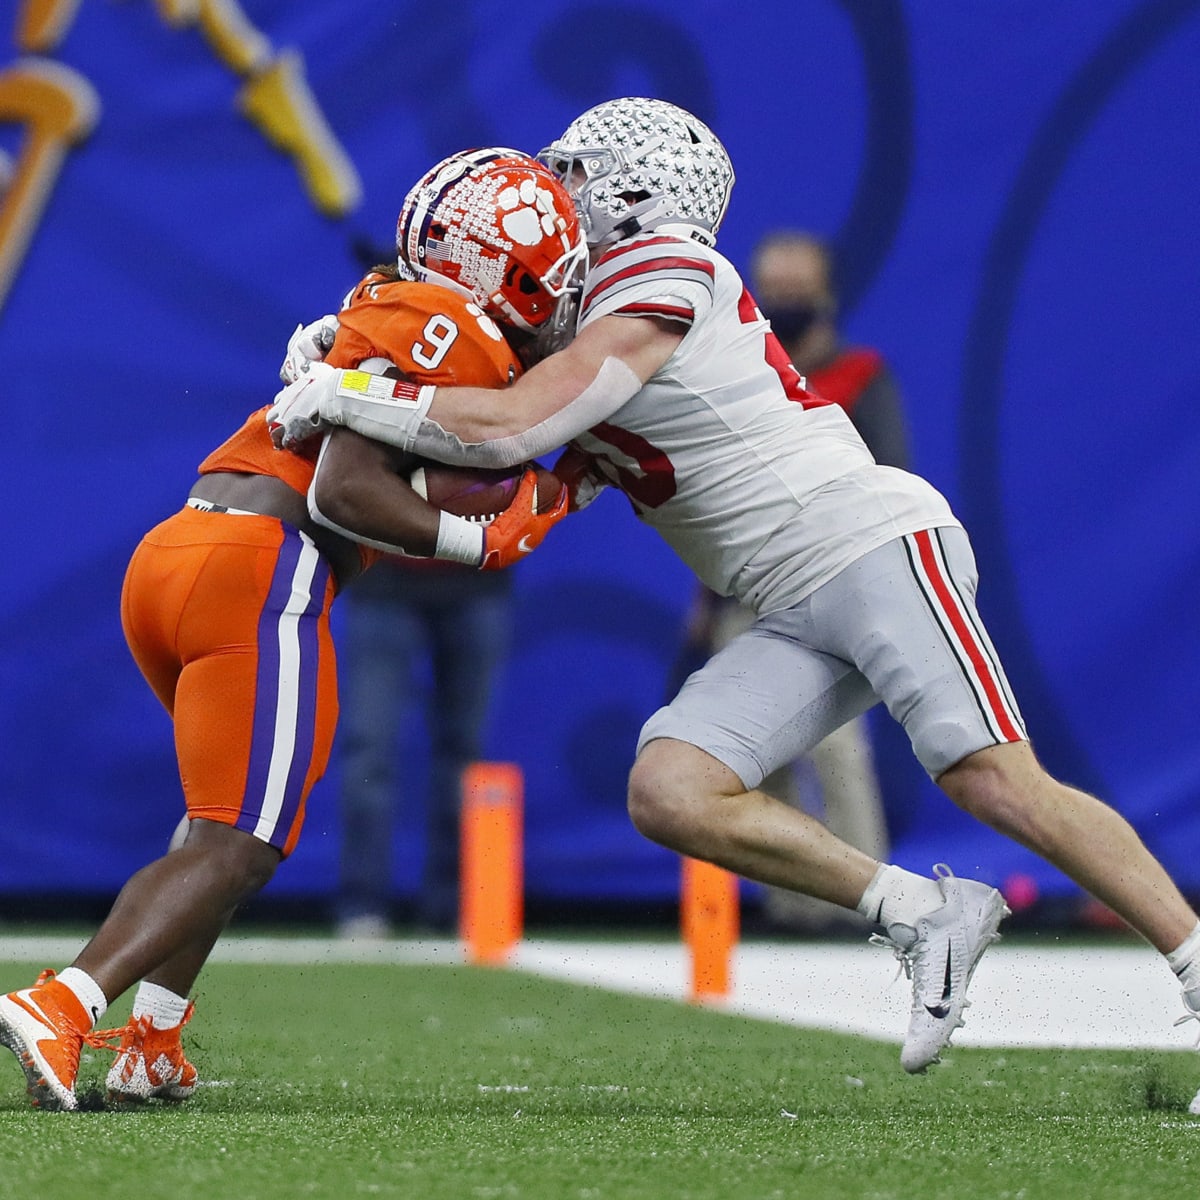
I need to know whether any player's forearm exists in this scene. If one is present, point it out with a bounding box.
[304,428,485,565]
[308,439,441,556]
[417,313,679,462]
[310,355,640,469]
[427,338,615,440]
[410,357,643,468]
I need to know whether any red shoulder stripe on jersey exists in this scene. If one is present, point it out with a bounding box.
[583,256,715,312]
[595,235,700,263]
[589,255,715,293]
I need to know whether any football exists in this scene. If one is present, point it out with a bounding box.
[410,461,561,522]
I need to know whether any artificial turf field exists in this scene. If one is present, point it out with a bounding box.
[0,953,1197,1200]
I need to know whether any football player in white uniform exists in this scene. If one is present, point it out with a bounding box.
[269,98,1200,1073]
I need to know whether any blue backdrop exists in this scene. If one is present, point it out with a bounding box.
[1,0,1197,911]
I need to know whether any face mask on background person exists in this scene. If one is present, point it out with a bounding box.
[759,301,831,343]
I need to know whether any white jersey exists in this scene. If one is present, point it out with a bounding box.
[571,230,959,613]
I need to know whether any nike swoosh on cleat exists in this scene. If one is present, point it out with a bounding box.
[517,536,534,554]
[924,948,954,1019]
[10,994,56,1033]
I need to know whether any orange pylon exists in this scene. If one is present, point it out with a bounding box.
[460,762,524,965]
[681,857,739,1003]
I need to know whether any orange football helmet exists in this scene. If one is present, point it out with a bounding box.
[396,148,586,334]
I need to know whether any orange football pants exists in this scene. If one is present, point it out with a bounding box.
[121,505,338,856]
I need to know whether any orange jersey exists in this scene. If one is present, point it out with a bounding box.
[198,276,521,492]
[328,272,522,385]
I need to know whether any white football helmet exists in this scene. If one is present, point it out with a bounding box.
[538,97,735,249]
[396,147,586,333]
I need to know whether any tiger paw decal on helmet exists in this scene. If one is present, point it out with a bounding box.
[396,148,587,334]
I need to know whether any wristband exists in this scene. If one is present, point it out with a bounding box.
[433,512,485,566]
[323,370,437,450]
[333,371,434,409]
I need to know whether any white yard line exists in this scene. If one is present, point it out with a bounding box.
[513,940,1197,1051]
[0,935,1193,1051]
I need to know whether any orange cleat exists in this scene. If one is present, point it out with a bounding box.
[0,969,124,1112]
[106,1002,198,1104]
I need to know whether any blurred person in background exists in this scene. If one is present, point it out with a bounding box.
[752,231,909,471]
[673,230,908,934]
[335,554,513,939]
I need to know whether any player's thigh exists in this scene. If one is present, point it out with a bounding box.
[172,532,338,856]
[637,620,875,791]
[808,526,1026,777]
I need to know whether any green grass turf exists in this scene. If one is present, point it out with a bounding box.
[0,957,1197,1200]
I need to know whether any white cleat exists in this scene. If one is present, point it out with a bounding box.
[871,864,1009,1074]
[1175,982,1200,1115]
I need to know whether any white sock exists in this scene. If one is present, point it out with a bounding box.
[1166,920,1200,989]
[56,967,108,1029]
[131,981,190,1030]
[856,864,945,930]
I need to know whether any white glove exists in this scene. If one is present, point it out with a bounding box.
[279,314,339,384]
[270,363,437,452]
[267,361,339,450]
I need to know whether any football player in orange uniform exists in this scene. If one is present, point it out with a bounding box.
[0,149,582,1111]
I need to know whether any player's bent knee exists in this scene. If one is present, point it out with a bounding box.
[186,817,283,896]
[626,771,667,840]
[236,839,282,895]
[937,743,1046,839]
[627,763,677,845]
[627,741,707,849]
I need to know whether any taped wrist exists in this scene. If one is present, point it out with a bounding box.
[322,370,437,450]
[434,512,485,566]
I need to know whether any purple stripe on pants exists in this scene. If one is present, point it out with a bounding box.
[273,547,330,842]
[237,529,329,847]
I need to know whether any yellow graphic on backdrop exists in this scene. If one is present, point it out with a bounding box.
[190,0,362,217]
[16,0,82,51]
[0,0,360,312]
